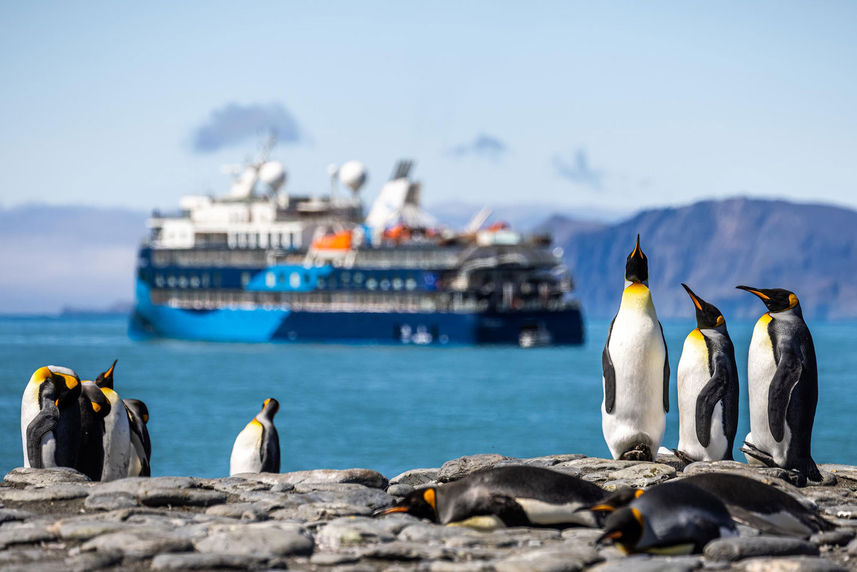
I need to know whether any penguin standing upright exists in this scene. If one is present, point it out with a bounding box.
[737,286,821,481]
[675,284,739,462]
[95,375,131,481]
[76,381,112,481]
[230,398,280,475]
[94,360,150,478]
[601,235,669,461]
[20,366,82,469]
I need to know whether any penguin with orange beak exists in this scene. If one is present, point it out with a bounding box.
[230,398,281,475]
[20,366,82,469]
[737,286,821,481]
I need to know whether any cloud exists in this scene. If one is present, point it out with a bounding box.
[449,134,508,161]
[552,148,604,190]
[192,102,303,153]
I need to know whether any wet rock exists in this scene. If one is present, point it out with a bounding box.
[603,462,676,489]
[193,522,314,557]
[241,468,389,489]
[84,492,138,511]
[740,556,847,571]
[0,525,57,549]
[438,454,513,482]
[3,467,91,487]
[79,529,192,559]
[151,552,264,569]
[704,536,819,561]
[0,508,34,523]
[389,468,440,487]
[0,484,90,502]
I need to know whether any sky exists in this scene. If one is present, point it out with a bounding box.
[1,2,856,217]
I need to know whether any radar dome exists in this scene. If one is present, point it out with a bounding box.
[259,161,286,191]
[339,161,367,193]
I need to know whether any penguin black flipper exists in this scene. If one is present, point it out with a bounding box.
[768,350,803,443]
[26,403,59,468]
[602,317,617,414]
[694,356,729,448]
[264,425,280,473]
[659,321,670,413]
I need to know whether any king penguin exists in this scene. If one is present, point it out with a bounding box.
[94,360,151,478]
[597,480,737,555]
[20,366,82,469]
[230,398,281,475]
[76,381,112,481]
[376,465,607,529]
[602,235,669,461]
[675,284,739,462]
[737,286,821,481]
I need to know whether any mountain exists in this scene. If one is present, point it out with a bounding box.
[543,197,857,321]
[0,204,148,314]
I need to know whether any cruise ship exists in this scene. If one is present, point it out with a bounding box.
[130,145,584,345]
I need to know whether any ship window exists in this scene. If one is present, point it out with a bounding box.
[155,274,165,288]
[366,278,377,290]
[380,279,390,290]
[270,233,279,248]
[241,272,251,287]
[392,278,403,290]
[290,272,301,288]
[201,274,210,287]
[167,275,177,287]
[278,272,285,284]
[354,272,364,284]
[190,275,200,288]
[178,275,188,288]
[317,278,326,289]
[405,278,417,290]
[266,272,276,288]
[341,271,351,283]
[329,277,338,288]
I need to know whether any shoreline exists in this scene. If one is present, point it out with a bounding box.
[1,453,856,571]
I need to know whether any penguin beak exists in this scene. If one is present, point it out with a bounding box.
[631,234,641,259]
[736,285,770,300]
[584,503,616,513]
[681,283,704,311]
[374,505,410,517]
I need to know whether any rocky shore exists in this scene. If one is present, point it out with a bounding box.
[2,453,857,571]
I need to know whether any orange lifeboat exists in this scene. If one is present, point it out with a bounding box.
[312,229,352,250]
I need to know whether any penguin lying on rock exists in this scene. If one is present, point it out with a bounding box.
[375,465,607,529]
[588,472,833,539]
[737,286,821,481]
[596,479,737,555]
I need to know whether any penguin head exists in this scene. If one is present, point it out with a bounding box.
[95,359,118,389]
[46,365,81,406]
[597,506,644,553]
[374,487,438,521]
[261,398,280,420]
[624,234,648,285]
[82,382,111,418]
[124,398,149,424]
[736,286,800,314]
[586,487,643,514]
[682,284,725,330]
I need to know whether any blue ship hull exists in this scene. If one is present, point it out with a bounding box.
[130,282,584,345]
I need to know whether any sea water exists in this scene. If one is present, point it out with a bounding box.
[0,315,854,479]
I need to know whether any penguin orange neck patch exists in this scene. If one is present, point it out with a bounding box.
[423,488,437,513]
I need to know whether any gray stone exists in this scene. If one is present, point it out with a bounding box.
[310,552,363,566]
[80,529,192,558]
[295,500,375,521]
[388,483,415,497]
[193,522,314,557]
[355,540,454,561]
[89,476,197,497]
[316,516,400,549]
[825,505,857,519]
[437,454,513,482]
[426,562,494,572]
[604,462,676,488]
[152,552,265,569]
[270,481,294,492]
[0,483,89,502]
[518,454,588,466]
[0,508,34,523]
[554,457,638,483]
[3,466,91,486]
[84,492,138,511]
[205,502,269,521]
[494,543,603,572]
[740,556,847,572]
[199,476,270,495]
[51,519,145,541]
[65,551,123,572]
[398,521,483,543]
[0,525,57,549]
[139,487,228,507]
[704,536,819,561]
[589,555,702,572]
[810,528,854,546]
[240,468,389,489]
[390,468,440,487]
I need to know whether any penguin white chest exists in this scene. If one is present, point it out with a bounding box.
[100,388,131,481]
[602,285,666,458]
[230,420,264,475]
[677,331,727,460]
[20,382,42,468]
[746,315,786,462]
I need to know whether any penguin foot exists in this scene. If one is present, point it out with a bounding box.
[741,441,776,467]
[671,449,696,466]
[620,444,652,462]
[789,458,822,484]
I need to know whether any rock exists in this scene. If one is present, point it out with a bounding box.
[553,457,638,483]
[809,528,855,546]
[152,552,264,570]
[205,502,268,521]
[193,522,314,557]
[80,529,192,559]
[310,552,362,566]
[603,462,676,489]
[387,483,415,497]
[0,508,34,523]
[0,525,57,549]
[438,454,513,482]
[240,469,389,489]
[89,476,197,497]
[740,556,847,571]
[84,492,138,511]
[64,551,123,572]
[139,488,228,507]
[824,505,857,519]
[3,467,91,486]
[51,519,143,541]
[398,521,483,544]
[0,484,90,502]
[704,536,819,561]
[315,516,399,549]
[493,543,602,571]
[589,555,702,572]
[390,468,440,487]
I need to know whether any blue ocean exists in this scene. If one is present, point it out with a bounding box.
[1,315,854,479]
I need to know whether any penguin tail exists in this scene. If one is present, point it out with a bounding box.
[741,442,776,467]
[671,449,696,466]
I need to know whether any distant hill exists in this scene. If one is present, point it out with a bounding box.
[541,197,857,321]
